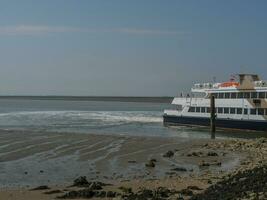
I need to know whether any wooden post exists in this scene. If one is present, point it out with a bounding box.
[210,95,216,139]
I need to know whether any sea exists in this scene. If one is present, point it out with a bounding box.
[0,97,265,139]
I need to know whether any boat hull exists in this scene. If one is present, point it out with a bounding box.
[163,115,267,131]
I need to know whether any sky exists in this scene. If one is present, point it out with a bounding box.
[0,0,267,96]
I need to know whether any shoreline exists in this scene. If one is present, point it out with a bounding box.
[0,130,267,199]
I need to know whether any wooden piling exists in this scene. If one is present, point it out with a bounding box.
[210,95,216,139]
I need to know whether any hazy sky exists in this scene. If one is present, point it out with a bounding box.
[0,0,267,96]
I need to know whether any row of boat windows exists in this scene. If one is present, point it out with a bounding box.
[211,92,267,99]
[188,107,267,115]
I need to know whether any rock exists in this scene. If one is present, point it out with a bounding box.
[44,190,62,194]
[207,180,212,184]
[128,160,137,163]
[57,188,95,199]
[187,186,202,191]
[88,182,103,190]
[30,185,50,190]
[39,170,44,173]
[24,171,28,175]
[155,187,171,198]
[171,167,187,172]
[199,160,221,167]
[180,188,193,196]
[94,191,106,198]
[150,158,157,162]
[137,189,153,199]
[163,150,174,158]
[165,172,176,176]
[106,191,117,198]
[187,152,203,157]
[72,176,89,187]
[212,161,221,166]
[207,151,218,156]
[199,161,210,167]
[145,160,155,168]
[191,165,267,200]
[119,186,132,194]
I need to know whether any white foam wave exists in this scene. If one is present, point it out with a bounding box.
[0,110,162,127]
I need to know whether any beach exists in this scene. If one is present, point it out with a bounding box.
[1,129,266,199]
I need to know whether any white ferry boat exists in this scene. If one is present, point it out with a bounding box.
[163,74,267,131]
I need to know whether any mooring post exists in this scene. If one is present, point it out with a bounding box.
[210,95,216,139]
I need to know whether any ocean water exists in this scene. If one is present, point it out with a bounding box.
[0,98,265,139]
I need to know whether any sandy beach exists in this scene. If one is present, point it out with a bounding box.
[1,129,266,199]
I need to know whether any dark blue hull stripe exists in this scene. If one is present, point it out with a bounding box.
[163,115,267,131]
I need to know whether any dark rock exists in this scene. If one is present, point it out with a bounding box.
[72,176,89,187]
[190,165,267,200]
[40,170,44,173]
[171,167,187,172]
[138,189,153,198]
[125,187,176,200]
[44,190,62,194]
[57,188,95,199]
[24,171,28,175]
[106,191,117,198]
[213,161,221,166]
[207,152,218,156]
[119,186,132,194]
[88,182,103,190]
[150,158,157,162]
[188,152,203,157]
[155,187,171,198]
[128,160,137,163]
[163,150,174,158]
[199,161,210,167]
[145,160,155,168]
[94,191,106,198]
[187,186,202,191]
[180,188,193,196]
[30,185,50,190]
[165,172,176,176]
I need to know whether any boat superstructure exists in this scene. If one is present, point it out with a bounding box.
[163,74,267,131]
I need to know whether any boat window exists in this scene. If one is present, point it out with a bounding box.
[201,107,206,113]
[207,107,210,113]
[237,92,244,98]
[265,109,267,115]
[251,92,258,99]
[225,93,230,99]
[244,92,250,99]
[223,107,229,114]
[259,92,266,99]
[258,108,264,115]
[218,93,224,99]
[237,108,242,114]
[244,108,248,115]
[212,93,218,98]
[196,107,201,113]
[188,107,195,112]
[253,99,261,105]
[250,108,257,115]
[230,108,236,114]
[217,107,223,113]
[230,92,237,98]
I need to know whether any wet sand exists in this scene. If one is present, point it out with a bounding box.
[0,129,265,199]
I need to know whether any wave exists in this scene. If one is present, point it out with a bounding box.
[0,111,163,129]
